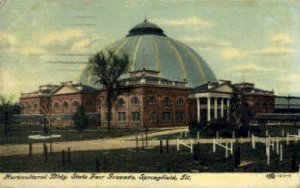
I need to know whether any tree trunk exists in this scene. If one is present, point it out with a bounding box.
[44,115,48,135]
[107,105,112,133]
[107,91,112,133]
[4,123,8,136]
[4,112,9,136]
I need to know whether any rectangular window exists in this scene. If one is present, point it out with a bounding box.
[149,112,157,122]
[118,112,126,121]
[162,112,171,121]
[132,112,140,121]
[176,112,185,122]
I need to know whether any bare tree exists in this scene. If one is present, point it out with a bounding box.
[141,97,160,147]
[89,50,129,133]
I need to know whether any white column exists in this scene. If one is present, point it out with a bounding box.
[197,97,201,122]
[226,98,230,120]
[207,97,211,122]
[221,98,224,118]
[214,98,217,119]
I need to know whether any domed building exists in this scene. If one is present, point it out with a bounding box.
[80,19,217,87]
[18,20,230,128]
[18,19,277,128]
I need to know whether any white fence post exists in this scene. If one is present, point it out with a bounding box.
[280,144,283,161]
[184,131,187,138]
[281,129,284,137]
[266,130,268,137]
[230,141,233,155]
[232,131,235,139]
[266,145,270,165]
[251,134,255,149]
[180,132,183,138]
[197,131,199,140]
[225,142,228,158]
[176,138,179,151]
[286,132,289,145]
[213,138,216,153]
[265,141,268,156]
[276,137,279,155]
[298,129,300,136]
[247,130,250,138]
[190,143,193,154]
[216,131,219,139]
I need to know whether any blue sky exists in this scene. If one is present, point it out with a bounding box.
[0,0,300,99]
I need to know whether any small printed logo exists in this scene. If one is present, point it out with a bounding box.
[266,173,276,179]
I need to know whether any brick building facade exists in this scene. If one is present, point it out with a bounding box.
[233,82,275,114]
[19,70,276,128]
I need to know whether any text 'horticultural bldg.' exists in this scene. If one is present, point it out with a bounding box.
[19,19,276,127]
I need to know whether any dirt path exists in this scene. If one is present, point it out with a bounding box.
[0,127,188,156]
[0,127,298,157]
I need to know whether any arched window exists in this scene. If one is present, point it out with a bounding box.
[177,98,184,106]
[54,102,60,110]
[26,104,31,109]
[148,96,156,105]
[72,101,80,108]
[85,100,94,108]
[162,97,170,106]
[63,102,69,110]
[117,98,125,107]
[132,97,140,105]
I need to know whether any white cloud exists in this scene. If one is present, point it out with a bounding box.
[219,46,295,60]
[40,29,85,45]
[230,63,273,72]
[18,47,46,56]
[71,38,100,52]
[271,33,293,44]
[180,35,230,50]
[250,47,295,56]
[0,32,17,50]
[158,16,214,28]
[180,36,207,42]
[71,39,92,52]
[221,48,245,59]
[278,74,300,83]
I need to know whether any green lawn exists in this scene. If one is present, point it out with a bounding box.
[0,124,144,145]
[1,141,299,172]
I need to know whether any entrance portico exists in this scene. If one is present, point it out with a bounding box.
[190,81,233,122]
[195,94,231,122]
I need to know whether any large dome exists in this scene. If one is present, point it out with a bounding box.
[80,19,217,87]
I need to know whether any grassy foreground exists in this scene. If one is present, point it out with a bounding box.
[1,142,299,172]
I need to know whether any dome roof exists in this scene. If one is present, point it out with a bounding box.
[128,19,166,36]
[80,20,217,87]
